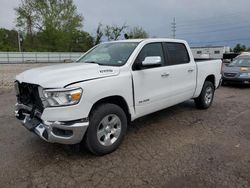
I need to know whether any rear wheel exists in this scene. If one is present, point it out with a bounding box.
[195,81,215,109]
[84,103,127,155]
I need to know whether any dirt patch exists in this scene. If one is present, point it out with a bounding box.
[0,63,56,88]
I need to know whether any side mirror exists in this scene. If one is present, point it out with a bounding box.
[142,56,162,67]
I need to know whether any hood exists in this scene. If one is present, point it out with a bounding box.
[16,63,120,88]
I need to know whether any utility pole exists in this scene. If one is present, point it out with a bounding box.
[17,31,21,52]
[171,17,176,39]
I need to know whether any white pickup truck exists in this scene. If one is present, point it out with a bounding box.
[15,39,222,155]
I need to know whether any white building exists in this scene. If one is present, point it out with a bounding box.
[191,46,231,59]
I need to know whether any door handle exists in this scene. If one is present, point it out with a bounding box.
[188,69,194,73]
[161,73,170,78]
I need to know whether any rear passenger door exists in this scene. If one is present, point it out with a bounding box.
[163,42,196,101]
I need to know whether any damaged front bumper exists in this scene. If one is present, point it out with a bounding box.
[15,103,89,145]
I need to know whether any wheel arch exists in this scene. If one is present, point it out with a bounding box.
[89,95,131,123]
[205,74,216,88]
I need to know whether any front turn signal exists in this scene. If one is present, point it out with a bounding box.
[240,67,249,71]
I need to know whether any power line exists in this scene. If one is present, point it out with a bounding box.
[153,12,250,37]
[176,12,250,34]
[177,24,250,36]
[178,19,249,30]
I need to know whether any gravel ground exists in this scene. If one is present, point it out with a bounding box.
[0,64,250,188]
[0,63,57,88]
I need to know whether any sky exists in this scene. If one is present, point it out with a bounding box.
[1,0,250,47]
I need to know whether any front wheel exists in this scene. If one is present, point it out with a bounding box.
[194,81,215,109]
[221,80,227,86]
[84,103,127,156]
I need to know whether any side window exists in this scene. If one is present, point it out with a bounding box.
[164,43,190,65]
[134,43,165,69]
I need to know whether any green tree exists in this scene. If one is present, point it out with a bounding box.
[233,43,246,53]
[70,30,94,52]
[15,0,83,32]
[15,0,37,35]
[126,26,149,39]
[0,28,19,51]
[15,0,40,48]
[15,0,93,52]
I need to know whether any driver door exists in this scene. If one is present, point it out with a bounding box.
[132,42,171,117]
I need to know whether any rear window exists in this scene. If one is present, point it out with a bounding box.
[164,43,190,65]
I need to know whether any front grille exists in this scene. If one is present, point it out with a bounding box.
[16,82,44,112]
[224,72,237,78]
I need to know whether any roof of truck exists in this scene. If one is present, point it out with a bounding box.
[104,38,187,44]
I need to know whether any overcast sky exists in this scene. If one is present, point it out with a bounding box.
[1,0,250,47]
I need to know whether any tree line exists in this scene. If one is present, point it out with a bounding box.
[232,44,250,53]
[0,0,148,52]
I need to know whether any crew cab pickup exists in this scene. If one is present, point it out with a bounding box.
[15,39,222,155]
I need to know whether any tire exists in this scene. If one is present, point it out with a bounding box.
[84,103,127,156]
[221,80,226,86]
[194,81,215,109]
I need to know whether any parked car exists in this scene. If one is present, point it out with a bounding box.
[222,54,250,85]
[15,39,222,155]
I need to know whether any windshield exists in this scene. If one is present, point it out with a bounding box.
[229,56,250,67]
[77,42,139,66]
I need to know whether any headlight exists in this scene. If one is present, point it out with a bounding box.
[43,88,83,107]
[14,81,20,95]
